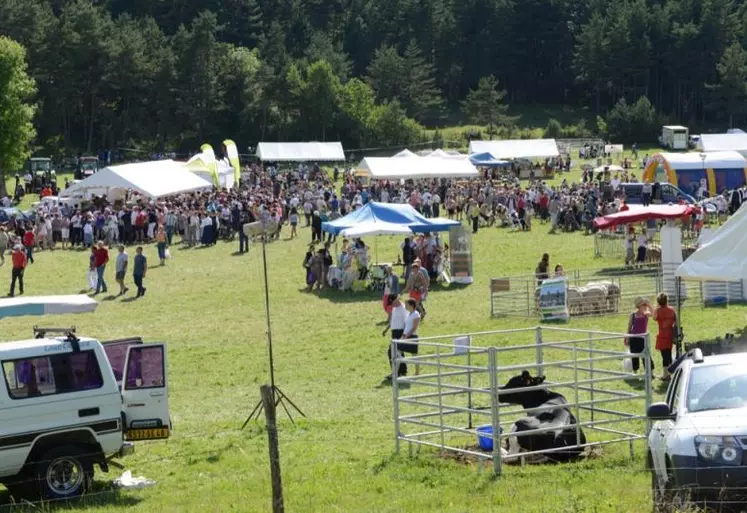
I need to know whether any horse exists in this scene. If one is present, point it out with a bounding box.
[499,371,586,463]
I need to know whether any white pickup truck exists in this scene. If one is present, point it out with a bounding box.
[0,330,169,500]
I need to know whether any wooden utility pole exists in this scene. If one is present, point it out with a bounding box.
[261,385,285,513]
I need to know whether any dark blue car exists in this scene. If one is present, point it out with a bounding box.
[620,182,696,205]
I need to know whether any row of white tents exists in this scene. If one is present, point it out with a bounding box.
[59,139,562,200]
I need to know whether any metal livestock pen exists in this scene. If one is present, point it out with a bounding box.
[391,327,653,475]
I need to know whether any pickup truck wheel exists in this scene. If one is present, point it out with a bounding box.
[34,445,93,500]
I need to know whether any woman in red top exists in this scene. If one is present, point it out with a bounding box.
[653,292,677,381]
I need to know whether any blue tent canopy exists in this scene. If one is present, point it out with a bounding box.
[469,152,510,167]
[322,202,459,235]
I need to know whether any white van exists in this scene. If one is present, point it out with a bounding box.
[0,331,169,500]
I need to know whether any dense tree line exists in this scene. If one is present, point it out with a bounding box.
[2,0,747,154]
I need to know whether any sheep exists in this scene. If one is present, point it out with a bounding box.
[567,286,584,315]
[645,243,662,263]
[585,281,621,313]
[579,285,608,315]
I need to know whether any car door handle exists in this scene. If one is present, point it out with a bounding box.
[78,407,100,417]
[149,391,164,397]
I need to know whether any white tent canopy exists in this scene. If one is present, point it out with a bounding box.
[359,155,479,180]
[60,160,212,200]
[468,139,560,160]
[698,133,747,155]
[340,221,413,238]
[256,142,345,162]
[676,204,747,282]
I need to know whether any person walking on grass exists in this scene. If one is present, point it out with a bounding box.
[22,228,34,264]
[8,245,26,297]
[133,246,147,298]
[115,245,129,296]
[93,241,109,295]
[156,225,168,266]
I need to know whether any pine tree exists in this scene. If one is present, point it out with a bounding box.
[402,39,444,125]
[461,76,515,139]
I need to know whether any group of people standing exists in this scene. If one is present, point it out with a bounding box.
[86,241,149,298]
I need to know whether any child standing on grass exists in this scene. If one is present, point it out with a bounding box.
[289,208,299,239]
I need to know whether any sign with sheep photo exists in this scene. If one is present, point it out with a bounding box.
[537,277,570,322]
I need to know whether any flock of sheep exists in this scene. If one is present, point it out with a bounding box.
[566,281,622,316]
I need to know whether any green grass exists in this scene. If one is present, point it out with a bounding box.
[0,208,745,512]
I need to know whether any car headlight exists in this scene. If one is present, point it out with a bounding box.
[694,436,743,465]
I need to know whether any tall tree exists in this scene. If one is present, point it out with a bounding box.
[706,42,747,128]
[573,12,609,115]
[461,76,514,138]
[0,37,37,196]
[401,39,444,125]
[366,45,407,104]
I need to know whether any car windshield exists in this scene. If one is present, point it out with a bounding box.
[81,160,97,171]
[687,364,747,412]
[30,160,50,172]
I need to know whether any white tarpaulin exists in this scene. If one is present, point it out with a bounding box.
[60,160,212,200]
[468,139,559,160]
[256,142,345,162]
[0,295,97,319]
[359,155,478,180]
[676,204,747,282]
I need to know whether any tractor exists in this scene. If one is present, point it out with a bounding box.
[75,156,99,180]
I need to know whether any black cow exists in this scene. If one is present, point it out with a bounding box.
[499,371,586,462]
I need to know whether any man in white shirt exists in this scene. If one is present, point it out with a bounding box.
[380,189,390,203]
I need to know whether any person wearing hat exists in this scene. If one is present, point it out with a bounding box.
[93,241,109,294]
[403,259,428,318]
[625,297,654,376]
[8,244,26,297]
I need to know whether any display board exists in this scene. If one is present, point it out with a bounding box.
[537,277,569,322]
[449,225,474,284]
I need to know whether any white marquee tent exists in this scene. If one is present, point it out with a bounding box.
[256,142,345,162]
[359,151,478,180]
[698,133,747,156]
[60,160,212,200]
[468,139,560,160]
[676,204,747,282]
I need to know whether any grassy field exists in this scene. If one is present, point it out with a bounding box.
[0,177,745,513]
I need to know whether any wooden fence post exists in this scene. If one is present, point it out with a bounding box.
[262,385,284,513]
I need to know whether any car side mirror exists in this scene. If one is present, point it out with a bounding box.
[647,402,674,420]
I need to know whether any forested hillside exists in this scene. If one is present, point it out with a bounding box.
[2,0,747,153]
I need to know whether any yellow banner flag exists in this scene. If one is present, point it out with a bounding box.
[223,139,241,187]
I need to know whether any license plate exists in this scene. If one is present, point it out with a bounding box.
[125,428,169,440]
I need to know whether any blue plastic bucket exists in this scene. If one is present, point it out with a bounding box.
[477,425,504,451]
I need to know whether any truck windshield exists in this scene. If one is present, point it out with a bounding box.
[30,161,51,173]
[687,365,747,412]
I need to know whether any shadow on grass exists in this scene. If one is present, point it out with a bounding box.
[121,297,139,303]
[0,483,141,511]
[623,376,668,394]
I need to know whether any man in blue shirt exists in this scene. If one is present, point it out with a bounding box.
[132,246,148,298]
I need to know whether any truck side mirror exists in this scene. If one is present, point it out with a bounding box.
[647,402,674,420]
